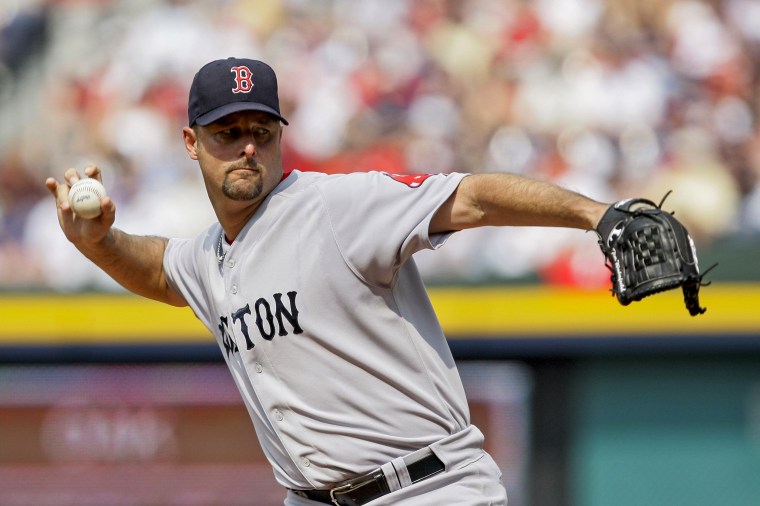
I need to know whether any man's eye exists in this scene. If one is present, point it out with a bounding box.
[216,128,240,141]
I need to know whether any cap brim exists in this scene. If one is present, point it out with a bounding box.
[194,102,289,126]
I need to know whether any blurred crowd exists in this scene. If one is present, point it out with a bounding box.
[0,0,758,291]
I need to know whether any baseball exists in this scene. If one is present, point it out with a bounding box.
[68,178,107,219]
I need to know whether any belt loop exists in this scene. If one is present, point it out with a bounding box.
[380,462,402,493]
[391,456,413,488]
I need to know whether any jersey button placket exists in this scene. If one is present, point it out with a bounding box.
[223,249,239,296]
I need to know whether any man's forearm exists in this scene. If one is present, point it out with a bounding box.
[475,173,607,229]
[435,173,609,233]
[77,228,186,307]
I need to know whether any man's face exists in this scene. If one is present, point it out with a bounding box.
[185,110,284,209]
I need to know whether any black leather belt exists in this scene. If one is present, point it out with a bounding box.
[290,450,445,505]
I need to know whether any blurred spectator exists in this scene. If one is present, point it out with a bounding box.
[0,0,51,76]
[0,0,758,292]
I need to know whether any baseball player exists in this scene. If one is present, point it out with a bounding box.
[47,58,610,505]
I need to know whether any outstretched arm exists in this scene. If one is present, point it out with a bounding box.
[46,165,187,307]
[430,173,609,234]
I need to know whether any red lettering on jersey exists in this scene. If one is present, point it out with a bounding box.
[231,66,254,93]
[384,173,433,188]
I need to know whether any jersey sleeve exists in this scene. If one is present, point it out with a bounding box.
[163,231,215,331]
[317,171,468,286]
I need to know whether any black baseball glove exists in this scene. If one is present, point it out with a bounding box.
[595,192,716,316]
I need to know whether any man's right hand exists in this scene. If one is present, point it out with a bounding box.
[46,164,116,248]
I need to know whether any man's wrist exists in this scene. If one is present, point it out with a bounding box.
[587,202,611,231]
[76,228,116,256]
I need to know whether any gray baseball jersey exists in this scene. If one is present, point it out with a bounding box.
[163,169,471,490]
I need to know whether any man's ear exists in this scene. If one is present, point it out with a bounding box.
[182,126,199,160]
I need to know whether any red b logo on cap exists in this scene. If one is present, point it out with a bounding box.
[231,66,254,93]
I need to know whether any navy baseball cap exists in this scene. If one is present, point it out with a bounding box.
[188,57,288,126]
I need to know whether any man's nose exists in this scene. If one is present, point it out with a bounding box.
[243,142,256,158]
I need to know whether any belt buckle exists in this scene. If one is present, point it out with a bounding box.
[328,475,377,506]
[329,482,353,505]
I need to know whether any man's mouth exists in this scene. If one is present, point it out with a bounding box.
[228,164,260,174]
